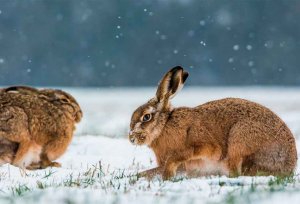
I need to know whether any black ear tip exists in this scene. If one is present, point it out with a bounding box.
[170,66,184,73]
[5,86,18,92]
[182,71,189,83]
[174,65,183,69]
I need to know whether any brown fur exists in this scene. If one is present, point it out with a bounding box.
[129,66,297,180]
[0,85,82,169]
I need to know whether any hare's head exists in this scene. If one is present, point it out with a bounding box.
[129,66,189,146]
[39,89,83,123]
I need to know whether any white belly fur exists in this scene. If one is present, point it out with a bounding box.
[16,145,42,168]
[185,159,229,177]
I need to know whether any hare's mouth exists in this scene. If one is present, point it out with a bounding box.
[129,134,146,145]
[75,110,83,122]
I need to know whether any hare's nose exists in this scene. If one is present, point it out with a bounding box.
[129,136,135,144]
[128,130,136,143]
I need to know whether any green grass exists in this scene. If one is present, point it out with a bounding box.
[11,184,31,196]
[1,162,300,204]
[219,175,299,204]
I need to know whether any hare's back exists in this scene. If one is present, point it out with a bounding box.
[0,92,65,125]
[196,97,286,129]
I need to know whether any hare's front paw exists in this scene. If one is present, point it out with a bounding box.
[162,169,175,181]
[49,161,62,168]
[26,163,41,170]
[41,161,61,168]
[138,170,149,178]
[26,161,61,170]
[138,167,163,180]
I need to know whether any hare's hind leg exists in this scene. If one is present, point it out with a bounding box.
[0,107,41,168]
[253,126,297,176]
[39,131,73,168]
[227,120,296,177]
[27,153,61,169]
[28,146,66,169]
[28,132,73,169]
[26,154,61,170]
[243,143,296,176]
[225,120,270,177]
[13,140,42,168]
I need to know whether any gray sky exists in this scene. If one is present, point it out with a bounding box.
[0,0,299,86]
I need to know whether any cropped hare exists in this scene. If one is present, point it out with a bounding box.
[0,86,82,169]
[129,66,297,180]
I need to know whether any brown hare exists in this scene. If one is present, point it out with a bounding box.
[0,86,82,169]
[129,66,297,180]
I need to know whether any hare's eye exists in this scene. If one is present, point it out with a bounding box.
[142,114,152,122]
[61,98,69,103]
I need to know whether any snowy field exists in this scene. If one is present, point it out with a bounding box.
[1,87,300,204]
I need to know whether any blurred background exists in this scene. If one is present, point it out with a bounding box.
[0,0,300,87]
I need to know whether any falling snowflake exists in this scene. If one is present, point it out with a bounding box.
[248,61,254,67]
[246,45,252,50]
[233,45,239,51]
[199,20,206,26]
[228,58,234,63]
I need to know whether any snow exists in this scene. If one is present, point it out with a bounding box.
[248,61,254,67]
[246,45,253,50]
[199,20,206,26]
[1,87,300,203]
[228,57,234,63]
[233,45,239,51]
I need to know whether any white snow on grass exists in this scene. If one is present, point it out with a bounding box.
[1,87,300,204]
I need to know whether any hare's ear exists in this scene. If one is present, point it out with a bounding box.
[156,66,189,103]
[4,86,38,94]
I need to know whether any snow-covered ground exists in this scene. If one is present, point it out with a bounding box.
[1,87,300,204]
